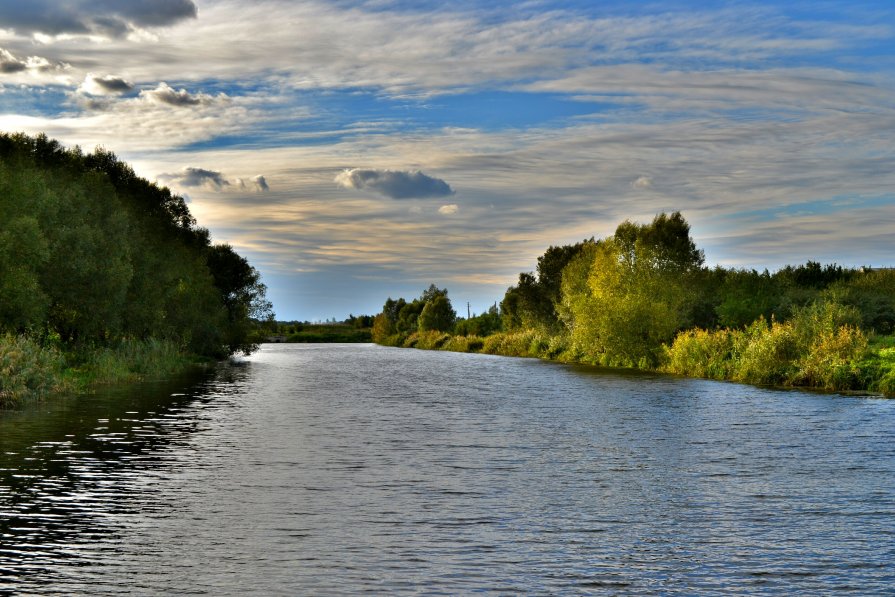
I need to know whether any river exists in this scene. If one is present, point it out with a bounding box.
[1,343,893,595]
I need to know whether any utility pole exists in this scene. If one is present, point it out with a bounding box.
[467,302,471,319]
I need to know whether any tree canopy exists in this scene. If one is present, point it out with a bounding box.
[0,132,272,357]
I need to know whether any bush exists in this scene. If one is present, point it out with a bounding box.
[441,335,485,353]
[663,328,735,380]
[0,334,67,405]
[793,325,867,390]
[480,330,542,357]
[732,318,800,386]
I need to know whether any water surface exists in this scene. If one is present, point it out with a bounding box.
[2,344,893,594]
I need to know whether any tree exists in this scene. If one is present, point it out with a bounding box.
[418,294,456,332]
[372,312,396,343]
[205,243,274,354]
[562,212,705,367]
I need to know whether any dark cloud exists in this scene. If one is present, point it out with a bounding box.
[81,73,134,95]
[0,0,197,37]
[0,48,66,75]
[334,168,454,199]
[252,175,270,192]
[0,49,27,73]
[163,167,229,189]
[161,168,270,193]
[140,82,212,106]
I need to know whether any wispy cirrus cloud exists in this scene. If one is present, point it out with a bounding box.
[1,0,893,320]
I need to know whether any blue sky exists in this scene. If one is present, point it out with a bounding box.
[1,0,894,320]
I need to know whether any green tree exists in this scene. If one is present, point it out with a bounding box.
[418,294,457,332]
[206,244,274,355]
[563,212,704,367]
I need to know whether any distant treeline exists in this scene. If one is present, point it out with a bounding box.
[266,316,373,343]
[1,133,272,403]
[373,212,895,395]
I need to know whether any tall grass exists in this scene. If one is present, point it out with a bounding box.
[0,334,67,405]
[1,334,204,406]
[78,338,194,385]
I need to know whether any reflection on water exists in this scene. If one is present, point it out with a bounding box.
[1,344,894,594]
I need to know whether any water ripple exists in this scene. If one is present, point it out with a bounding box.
[1,344,894,595]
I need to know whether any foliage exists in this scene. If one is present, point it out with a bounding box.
[418,294,456,332]
[664,301,873,391]
[372,313,396,344]
[372,212,895,396]
[501,239,593,332]
[0,133,271,358]
[454,304,501,337]
[285,324,372,343]
[0,334,67,406]
[563,212,703,367]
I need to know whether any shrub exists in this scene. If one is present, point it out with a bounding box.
[663,328,735,380]
[733,318,799,385]
[441,335,484,353]
[793,325,867,390]
[480,331,540,357]
[0,334,66,405]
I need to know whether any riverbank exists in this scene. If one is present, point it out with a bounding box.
[0,334,211,407]
[377,327,895,397]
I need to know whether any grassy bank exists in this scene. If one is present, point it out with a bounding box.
[0,334,209,407]
[377,326,895,397]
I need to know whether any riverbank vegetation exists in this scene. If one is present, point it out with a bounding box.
[265,317,374,343]
[373,212,895,396]
[0,133,272,406]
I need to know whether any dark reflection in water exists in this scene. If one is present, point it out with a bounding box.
[1,344,894,595]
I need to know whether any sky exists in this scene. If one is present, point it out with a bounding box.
[1,0,894,321]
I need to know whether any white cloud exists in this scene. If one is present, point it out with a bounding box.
[632,176,652,189]
[335,168,454,199]
[438,204,459,215]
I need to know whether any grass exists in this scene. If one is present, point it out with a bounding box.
[0,334,208,407]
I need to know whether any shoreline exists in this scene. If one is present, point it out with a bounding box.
[375,329,895,398]
[0,334,215,408]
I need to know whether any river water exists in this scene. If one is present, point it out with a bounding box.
[1,343,893,595]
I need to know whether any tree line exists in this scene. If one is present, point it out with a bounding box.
[373,212,895,394]
[0,132,272,358]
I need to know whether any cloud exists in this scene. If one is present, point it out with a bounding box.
[160,167,269,192]
[334,168,454,199]
[0,47,67,75]
[139,82,221,107]
[79,73,134,95]
[252,175,270,192]
[0,49,27,73]
[0,0,197,38]
[166,167,229,189]
[632,176,652,189]
[438,204,459,215]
